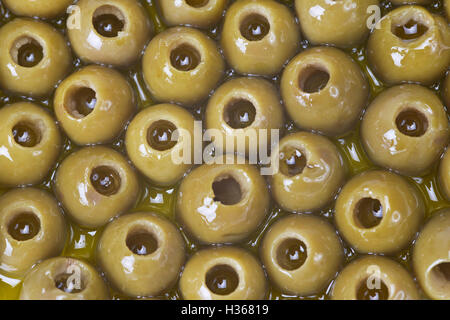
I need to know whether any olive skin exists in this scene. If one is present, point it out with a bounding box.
[295,0,380,48]
[361,85,448,176]
[0,102,62,187]
[443,72,450,108]
[54,65,136,146]
[67,0,152,67]
[0,18,72,97]
[281,47,369,136]
[446,0,450,18]
[97,212,185,298]
[143,26,224,106]
[331,256,420,300]
[159,0,228,28]
[367,6,450,85]
[205,77,284,156]
[0,188,66,276]
[270,132,347,213]
[335,170,425,254]
[3,0,73,18]
[176,158,270,244]
[413,209,450,300]
[260,214,343,296]
[20,257,110,300]
[126,104,195,187]
[54,146,140,229]
[179,246,267,300]
[440,148,450,200]
[221,0,299,76]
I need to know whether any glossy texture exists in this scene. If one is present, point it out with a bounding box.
[221,0,300,75]
[126,104,195,187]
[0,102,62,187]
[295,0,380,48]
[413,209,450,300]
[205,77,284,156]
[331,256,420,300]
[54,65,136,145]
[179,246,267,300]
[159,0,228,28]
[20,257,110,300]
[3,0,73,18]
[281,47,369,136]
[367,5,450,85]
[440,148,450,200]
[54,146,140,228]
[176,158,270,244]
[0,188,66,276]
[68,0,152,67]
[0,18,71,97]
[335,170,424,254]
[97,212,185,297]
[261,214,343,295]
[361,85,449,176]
[270,132,347,213]
[143,26,224,105]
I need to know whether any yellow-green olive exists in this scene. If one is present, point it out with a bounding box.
[54,146,140,229]
[331,256,420,300]
[0,102,62,187]
[261,214,343,296]
[205,77,284,156]
[126,104,195,187]
[3,0,73,18]
[143,26,224,105]
[367,5,450,85]
[335,170,424,254]
[97,212,185,298]
[176,158,270,244]
[281,46,369,136]
[440,148,450,200]
[295,0,380,48]
[270,132,346,213]
[0,18,72,97]
[20,257,110,300]
[159,0,228,28]
[54,65,136,145]
[221,0,299,75]
[361,84,448,176]
[67,0,152,67]
[0,188,66,276]
[413,209,450,300]
[179,246,267,300]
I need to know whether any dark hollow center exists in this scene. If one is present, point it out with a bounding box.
[396,109,428,137]
[205,264,239,295]
[240,14,270,41]
[224,99,256,129]
[354,198,383,229]
[276,238,308,271]
[147,120,178,151]
[90,166,121,196]
[8,212,41,241]
[212,176,242,205]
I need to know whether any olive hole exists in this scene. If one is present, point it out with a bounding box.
[170,44,201,72]
[354,198,383,229]
[12,121,42,148]
[276,238,308,271]
[299,66,330,94]
[212,176,242,205]
[185,0,209,8]
[11,37,43,68]
[431,262,450,282]
[392,19,429,41]
[54,272,85,294]
[93,5,125,38]
[65,86,97,118]
[7,212,41,241]
[357,277,390,300]
[147,120,178,151]
[240,14,270,41]
[279,147,307,177]
[396,108,428,137]
[205,264,239,295]
[126,229,159,256]
[90,166,121,196]
[224,99,256,129]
